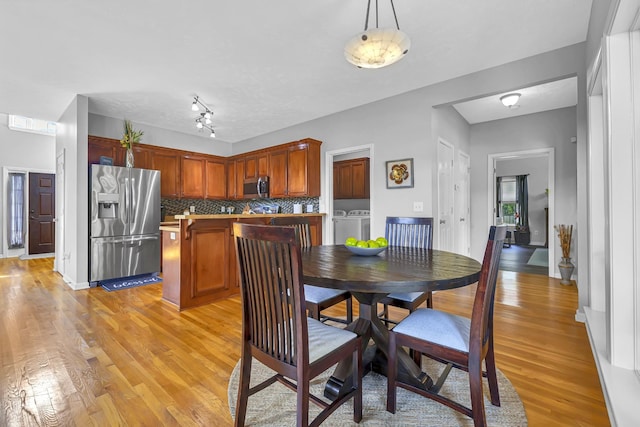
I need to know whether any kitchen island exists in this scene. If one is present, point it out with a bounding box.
[160,213,324,310]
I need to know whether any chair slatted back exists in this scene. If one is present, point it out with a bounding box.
[234,223,307,367]
[270,216,312,248]
[385,217,433,249]
[470,225,506,356]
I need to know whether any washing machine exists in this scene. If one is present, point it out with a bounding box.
[333,210,370,243]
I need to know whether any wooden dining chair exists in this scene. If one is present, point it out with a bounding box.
[379,216,434,326]
[386,225,507,427]
[233,223,363,427]
[270,216,353,325]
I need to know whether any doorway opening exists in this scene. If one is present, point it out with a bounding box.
[325,144,374,245]
[488,148,555,276]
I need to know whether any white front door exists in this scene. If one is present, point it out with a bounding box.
[437,139,454,251]
[455,151,470,255]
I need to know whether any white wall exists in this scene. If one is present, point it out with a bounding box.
[471,107,578,275]
[0,113,56,257]
[496,156,549,246]
[88,114,233,157]
[55,96,89,289]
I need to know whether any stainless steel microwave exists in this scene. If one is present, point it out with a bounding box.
[243,176,269,198]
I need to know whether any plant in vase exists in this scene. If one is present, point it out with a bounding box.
[555,224,574,285]
[120,119,144,168]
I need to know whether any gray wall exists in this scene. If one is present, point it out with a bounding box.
[88,113,233,157]
[471,107,577,275]
[233,43,586,265]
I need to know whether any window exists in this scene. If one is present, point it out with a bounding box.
[8,173,26,249]
[499,177,518,225]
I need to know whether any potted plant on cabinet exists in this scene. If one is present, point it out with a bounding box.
[120,119,144,168]
[513,212,530,245]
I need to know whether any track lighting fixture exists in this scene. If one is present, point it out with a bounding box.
[191,96,216,138]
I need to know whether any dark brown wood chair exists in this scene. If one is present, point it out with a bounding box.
[233,223,363,427]
[270,216,353,325]
[379,217,434,326]
[386,226,507,427]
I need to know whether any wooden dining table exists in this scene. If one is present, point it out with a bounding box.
[300,244,482,401]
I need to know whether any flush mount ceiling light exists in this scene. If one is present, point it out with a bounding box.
[500,93,521,108]
[344,0,410,69]
[191,96,216,138]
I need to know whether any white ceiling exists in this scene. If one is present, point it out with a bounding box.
[0,1,592,143]
[453,77,578,124]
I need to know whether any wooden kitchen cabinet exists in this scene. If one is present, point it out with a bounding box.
[152,151,181,198]
[180,156,206,199]
[268,139,321,198]
[333,157,369,199]
[244,153,270,181]
[226,158,245,200]
[88,135,123,166]
[206,158,227,199]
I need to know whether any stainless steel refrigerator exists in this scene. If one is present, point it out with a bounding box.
[90,165,161,283]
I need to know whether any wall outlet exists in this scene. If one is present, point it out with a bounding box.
[413,201,424,212]
[190,205,196,213]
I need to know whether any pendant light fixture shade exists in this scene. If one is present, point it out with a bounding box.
[345,0,410,69]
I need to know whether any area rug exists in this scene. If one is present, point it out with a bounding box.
[227,357,527,426]
[100,274,162,292]
[526,248,549,267]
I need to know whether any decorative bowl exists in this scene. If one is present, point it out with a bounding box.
[345,245,386,256]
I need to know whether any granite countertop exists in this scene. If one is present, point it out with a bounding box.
[171,213,326,220]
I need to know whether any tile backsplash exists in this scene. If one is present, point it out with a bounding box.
[162,197,320,217]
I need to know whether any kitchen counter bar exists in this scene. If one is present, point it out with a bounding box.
[161,214,324,310]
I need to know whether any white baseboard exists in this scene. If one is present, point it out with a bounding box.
[19,253,54,260]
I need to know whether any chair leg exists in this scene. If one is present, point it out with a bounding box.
[234,349,252,427]
[386,332,398,414]
[468,357,487,427]
[426,291,433,308]
[345,298,353,324]
[485,339,501,406]
[297,376,310,427]
[307,303,320,321]
[353,342,363,422]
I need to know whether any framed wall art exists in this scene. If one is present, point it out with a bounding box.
[386,158,414,189]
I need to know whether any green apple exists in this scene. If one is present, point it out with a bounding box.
[356,240,368,248]
[368,240,380,248]
[376,237,388,247]
[345,237,358,246]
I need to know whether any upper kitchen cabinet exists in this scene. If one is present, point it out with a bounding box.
[88,135,124,166]
[131,145,152,170]
[243,153,269,181]
[333,157,369,199]
[205,158,227,199]
[180,155,206,199]
[226,158,245,200]
[268,138,321,198]
[152,151,181,198]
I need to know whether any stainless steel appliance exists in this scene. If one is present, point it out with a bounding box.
[243,176,269,198]
[90,165,161,282]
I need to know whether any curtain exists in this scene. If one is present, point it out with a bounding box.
[516,174,529,229]
[8,173,26,249]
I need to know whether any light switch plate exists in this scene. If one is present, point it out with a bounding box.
[190,205,196,213]
[413,201,424,212]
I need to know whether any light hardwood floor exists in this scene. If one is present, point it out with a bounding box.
[0,257,609,426]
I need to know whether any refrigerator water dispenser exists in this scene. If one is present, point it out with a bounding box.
[97,193,120,218]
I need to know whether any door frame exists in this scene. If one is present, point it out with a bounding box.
[1,166,56,258]
[487,147,555,276]
[325,144,374,244]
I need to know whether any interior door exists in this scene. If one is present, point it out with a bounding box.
[455,151,471,255]
[437,140,454,251]
[29,172,55,254]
